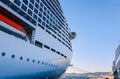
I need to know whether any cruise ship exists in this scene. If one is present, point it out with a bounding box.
[0,0,76,79]
[113,44,120,79]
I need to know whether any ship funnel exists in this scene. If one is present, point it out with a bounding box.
[69,32,76,40]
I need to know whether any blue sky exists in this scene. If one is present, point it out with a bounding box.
[60,0,120,72]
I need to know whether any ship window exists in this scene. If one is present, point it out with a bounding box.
[35,41,43,48]
[35,3,39,8]
[47,15,49,19]
[33,14,37,20]
[43,12,46,16]
[58,34,61,38]
[42,62,44,64]
[47,10,50,14]
[43,16,46,21]
[46,20,49,24]
[50,18,52,22]
[39,12,42,18]
[29,3,33,10]
[11,55,15,58]
[30,0,34,4]
[50,14,53,17]
[40,2,43,7]
[53,21,55,25]
[32,60,35,62]
[50,23,52,26]
[38,18,41,23]
[1,52,6,56]
[20,57,23,60]
[38,23,45,30]
[62,41,65,45]
[64,56,67,58]
[39,7,43,12]
[42,21,45,26]
[61,54,64,57]
[58,38,61,42]
[46,24,51,29]
[34,8,38,14]
[52,34,57,39]
[46,29,51,35]
[57,51,60,55]
[23,0,28,5]
[28,9,33,16]
[14,0,21,6]
[21,4,27,11]
[44,45,50,49]
[27,58,30,61]
[36,0,40,3]
[45,63,48,65]
[44,7,47,11]
[51,48,56,52]
[37,61,40,64]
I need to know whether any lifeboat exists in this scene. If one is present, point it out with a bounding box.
[0,14,26,34]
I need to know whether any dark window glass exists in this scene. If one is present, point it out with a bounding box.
[43,16,46,21]
[38,18,41,23]
[46,29,51,34]
[57,51,60,54]
[35,41,43,48]
[42,21,45,26]
[33,14,37,20]
[29,4,33,10]
[44,45,50,49]
[30,0,34,4]
[53,17,55,20]
[44,7,47,11]
[40,2,43,7]
[23,0,28,5]
[50,14,53,17]
[39,12,42,18]
[61,54,64,57]
[50,18,52,22]
[47,15,49,19]
[28,9,33,16]
[14,0,21,6]
[52,34,57,38]
[50,23,52,26]
[53,21,55,24]
[43,12,46,16]
[46,20,49,24]
[21,4,27,11]
[47,10,50,14]
[36,0,40,3]
[39,7,43,12]
[38,23,45,29]
[51,48,56,52]
[34,8,38,14]
[35,3,39,8]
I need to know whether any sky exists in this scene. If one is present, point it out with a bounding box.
[59,0,120,72]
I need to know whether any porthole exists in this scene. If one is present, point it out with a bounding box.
[20,56,23,60]
[27,58,30,61]
[42,62,44,65]
[1,52,5,56]
[11,55,15,58]
[38,61,40,64]
[32,60,35,62]
[45,63,47,65]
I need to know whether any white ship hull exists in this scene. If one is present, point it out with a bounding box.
[0,0,75,78]
[0,26,70,78]
[113,45,120,79]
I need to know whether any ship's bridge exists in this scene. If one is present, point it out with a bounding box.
[69,32,77,40]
